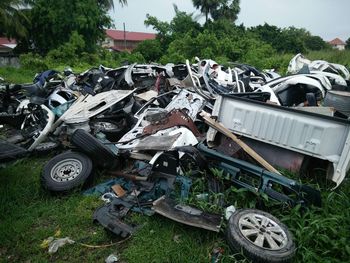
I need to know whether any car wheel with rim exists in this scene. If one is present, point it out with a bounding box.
[226,209,295,263]
[41,151,92,192]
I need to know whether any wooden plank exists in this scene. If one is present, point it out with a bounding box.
[200,111,281,174]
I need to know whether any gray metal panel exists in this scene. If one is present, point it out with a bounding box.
[214,96,350,162]
[210,95,350,187]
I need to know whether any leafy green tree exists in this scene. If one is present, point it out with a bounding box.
[144,14,171,42]
[280,27,306,53]
[133,39,163,62]
[250,24,307,53]
[240,38,276,69]
[0,0,29,39]
[144,4,201,52]
[304,35,327,51]
[29,0,122,54]
[159,30,218,63]
[46,31,86,64]
[249,23,282,49]
[278,27,326,52]
[170,4,201,36]
[346,37,350,50]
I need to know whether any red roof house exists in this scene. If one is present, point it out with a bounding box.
[0,37,17,53]
[103,29,156,52]
[328,38,345,50]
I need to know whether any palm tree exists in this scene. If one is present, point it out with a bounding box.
[211,0,240,23]
[98,0,127,9]
[0,0,29,38]
[172,3,198,21]
[192,0,219,23]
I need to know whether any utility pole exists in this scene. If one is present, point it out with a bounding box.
[123,22,126,51]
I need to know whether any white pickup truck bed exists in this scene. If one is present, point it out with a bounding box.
[207,94,350,188]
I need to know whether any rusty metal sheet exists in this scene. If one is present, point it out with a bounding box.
[143,109,201,137]
[213,135,305,173]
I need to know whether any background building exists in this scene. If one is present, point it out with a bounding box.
[103,29,156,52]
[0,38,17,54]
[328,38,346,50]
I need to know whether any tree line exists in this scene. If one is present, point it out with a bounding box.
[1,0,349,70]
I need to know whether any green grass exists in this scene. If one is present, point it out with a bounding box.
[307,50,350,67]
[0,65,91,84]
[0,67,37,84]
[0,157,225,263]
[0,157,349,263]
[0,158,125,262]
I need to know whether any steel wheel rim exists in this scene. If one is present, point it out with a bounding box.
[238,213,288,250]
[95,121,119,130]
[50,158,83,182]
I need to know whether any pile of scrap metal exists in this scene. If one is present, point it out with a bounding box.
[0,64,180,160]
[1,56,350,262]
[285,53,350,116]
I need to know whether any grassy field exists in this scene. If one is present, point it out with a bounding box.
[0,157,349,263]
[0,67,37,84]
[308,50,350,67]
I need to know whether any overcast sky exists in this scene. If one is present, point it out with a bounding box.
[110,0,349,41]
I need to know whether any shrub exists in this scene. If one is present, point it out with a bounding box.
[134,39,163,63]
[46,31,86,65]
[19,53,48,72]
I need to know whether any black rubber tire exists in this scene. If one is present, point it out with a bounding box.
[226,209,295,263]
[70,129,118,169]
[41,151,92,192]
[324,90,350,116]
